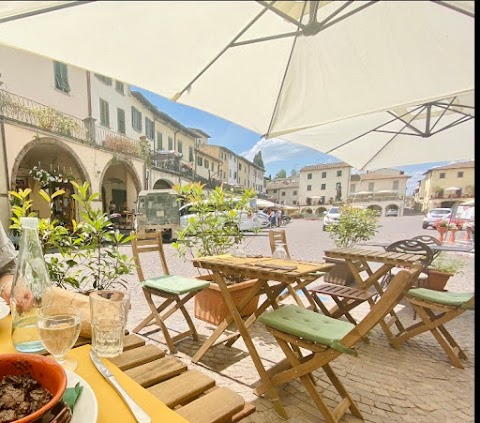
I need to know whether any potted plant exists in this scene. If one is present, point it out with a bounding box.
[325,205,379,285]
[426,253,467,291]
[173,182,261,325]
[435,219,449,243]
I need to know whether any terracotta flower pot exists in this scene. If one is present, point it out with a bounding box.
[465,226,473,241]
[436,226,447,243]
[447,228,457,244]
[426,269,453,291]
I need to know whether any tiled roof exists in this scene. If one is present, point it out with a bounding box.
[266,182,299,190]
[300,162,351,171]
[189,128,211,138]
[350,173,410,181]
[424,161,475,174]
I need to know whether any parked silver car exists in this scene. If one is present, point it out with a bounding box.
[323,206,341,231]
[422,208,452,229]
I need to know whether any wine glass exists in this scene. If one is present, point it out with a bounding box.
[231,243,247,257]
[38,304,81,371]
[273,242,289,260]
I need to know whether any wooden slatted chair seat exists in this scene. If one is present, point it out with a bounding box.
[256,265,421,422]
[390,288,474,369]
[131,231,209,353]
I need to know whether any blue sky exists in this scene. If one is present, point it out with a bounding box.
[135,87,450,195]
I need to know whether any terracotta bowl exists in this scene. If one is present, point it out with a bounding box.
[0,353,67,423]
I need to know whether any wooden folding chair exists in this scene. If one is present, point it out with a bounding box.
[390,288,474,368]
[130,231,210,353]
[268,229,327,309]
[257,265,421,422]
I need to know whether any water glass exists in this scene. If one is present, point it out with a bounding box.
[38,304,81,371]
[89,290,130,358]
[273,243,289,260]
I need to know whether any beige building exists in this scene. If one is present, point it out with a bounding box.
[298,162,352,215]
[0,44,242,229]
[265,176,300,206]
[349,169,410,216]
[416,161,475,212]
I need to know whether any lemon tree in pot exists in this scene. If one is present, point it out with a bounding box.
[173,182,260,325]
[426,253,467,291]
[325,205,379,285]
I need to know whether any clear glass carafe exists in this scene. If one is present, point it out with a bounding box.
[273,243,288,260]
[11,217,53,353]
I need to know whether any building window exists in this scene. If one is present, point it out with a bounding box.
[368,182,374,191]
[458,171,464,178]
[115,81,124,94]
[131,107,142,132]
[322,172,327,178]
[273,189,277,193]
[239,163,242,171]
[292,200,297,205]
[156,132,163,150]
[337,170,342,177]
[393,180,399,190]
[321,184,326,190]
[205,159,209,170]
[307,185,312,191]
[94,73,112,85]
[178,140,183,154]
[189,146,193,162]
[99,99,110,127]
[211,163,215,172]
[145,117,155,140]
[307,173,312,179]
[197,156,203,166]
[350,184,356,193]
[293,190,297,195]
[439,172,446,179]
[54,61,70,93]
[282,191,286,196]
[117,108,125,134]
[168,137,173,150]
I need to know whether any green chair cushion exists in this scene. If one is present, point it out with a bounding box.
[258,304,356,355]
[407,288,474,310]
[143,275,210,295]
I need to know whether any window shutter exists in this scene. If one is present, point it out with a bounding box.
[117,108,126,133]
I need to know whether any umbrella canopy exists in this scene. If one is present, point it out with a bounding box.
[0,1,474,150]
[444,186,461,192]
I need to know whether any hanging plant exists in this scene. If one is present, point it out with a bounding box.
[29,165,75,188]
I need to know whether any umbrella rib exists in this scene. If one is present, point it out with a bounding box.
[428,96,457,132]
[264,1,309,138]
[231,31,299,47]
[429,115,473,136]
[0,1,96,25]
[430,0,475,18]
[361,106,427,169]
[386,108,426,136]
[256,1,308,30]
[171,4,272,101]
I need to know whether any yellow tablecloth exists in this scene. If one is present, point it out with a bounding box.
[0,315,187,423]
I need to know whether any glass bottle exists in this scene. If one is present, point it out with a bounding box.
[11,217,52,353]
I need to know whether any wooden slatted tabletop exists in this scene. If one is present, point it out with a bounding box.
[111,334,256,423]
[325,247,425,266]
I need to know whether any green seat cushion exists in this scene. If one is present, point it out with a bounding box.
[143,275,210,295]
[258,304,355,355]
[407,288,474,310]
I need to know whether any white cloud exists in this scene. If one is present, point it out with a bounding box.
[241,138,306,164]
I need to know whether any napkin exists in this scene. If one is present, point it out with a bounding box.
[62,382,83,411]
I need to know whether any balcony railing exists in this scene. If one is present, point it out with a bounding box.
[0,89,88,140]
[0,89,143,159]
[348,194,405,202]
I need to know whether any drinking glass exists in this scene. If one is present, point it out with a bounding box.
[38,304,81,371]
[273,242,289,260]
[231,243,247,257]
[89,290,130,358]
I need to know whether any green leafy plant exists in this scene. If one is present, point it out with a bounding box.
[9,181,135,293]
[326,205,379,248]
[428,253,467,274]
[172,182,257,259]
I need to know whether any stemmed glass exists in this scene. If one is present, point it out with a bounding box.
[38,304,81,371]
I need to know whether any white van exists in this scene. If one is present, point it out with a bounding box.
[179,202,264,232]
[134,189,181,241]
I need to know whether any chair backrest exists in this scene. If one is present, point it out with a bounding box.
[341,265,422,348]
[411,235,441,246]
[386,239,434,269]
[130,231,170,282]
[268,230,291,259]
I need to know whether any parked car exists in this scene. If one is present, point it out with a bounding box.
[385,208,398,217]
[422,208,452,229]
[323,206,341,231]
[257,211,271,228]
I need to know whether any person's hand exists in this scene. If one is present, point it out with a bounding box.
[0,277,13,305]
[13,286,34,313]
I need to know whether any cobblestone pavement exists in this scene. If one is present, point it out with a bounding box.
[123,216,474,422]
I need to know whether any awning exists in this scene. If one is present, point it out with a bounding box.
[444,186,461,192]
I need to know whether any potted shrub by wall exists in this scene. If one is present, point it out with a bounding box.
[426,253,467,291]
[173,182,261,325]
[325,205,380,285]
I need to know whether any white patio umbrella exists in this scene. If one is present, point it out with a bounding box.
[0,1,474,152]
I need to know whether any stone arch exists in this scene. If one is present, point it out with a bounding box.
[367,204,382,215]
[10,136,91,190]
[315,207,327,215]
[98,157,142,195]
[302,208,313,214]
[386,204,399,211]
[153,179,174,189]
